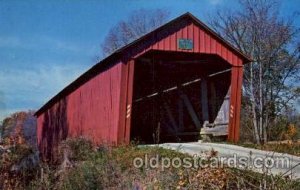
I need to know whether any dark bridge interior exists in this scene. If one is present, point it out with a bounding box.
[130,50,231,144]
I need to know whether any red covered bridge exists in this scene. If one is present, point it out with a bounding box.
[35,13,251,159]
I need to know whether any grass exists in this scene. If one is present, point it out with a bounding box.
[1,138,300,189]
[238,142,300,156]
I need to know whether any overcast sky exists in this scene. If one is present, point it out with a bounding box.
[0,0,300,120]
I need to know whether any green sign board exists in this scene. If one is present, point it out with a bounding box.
[178,39,193,50]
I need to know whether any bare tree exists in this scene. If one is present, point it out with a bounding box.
[0,124,2,143]
[209,0,300,144]
[101,9,170,56]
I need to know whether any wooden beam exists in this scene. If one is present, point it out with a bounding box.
[124,60,135,143]
[228,67,238,142]
[200,125,228,136]
[118,62,129,144]
[178,90,201,129]
[234,67,243,142]
[208,68,231,77]
[163,101,178,134]
[178,98,184,132]
[133,78,201,103]
[210,80,217,118]
[201,78,209,122]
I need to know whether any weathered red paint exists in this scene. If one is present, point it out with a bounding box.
[129,21,244,66]
[37,63,123,160]
[228,67,238,142]
[124,60,135,143]
[35,13,250,159]
[234,66,244,141]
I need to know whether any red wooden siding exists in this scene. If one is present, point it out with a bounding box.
[128,20,243,67]
[37,63,123,160]
[228,66,244,142]
[117,60,135,144]
[124,60,135,143]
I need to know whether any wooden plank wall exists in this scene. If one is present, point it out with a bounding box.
[37,17,246,158]
[37,63,123,160]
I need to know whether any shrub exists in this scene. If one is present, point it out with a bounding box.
[59,137,94,162]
